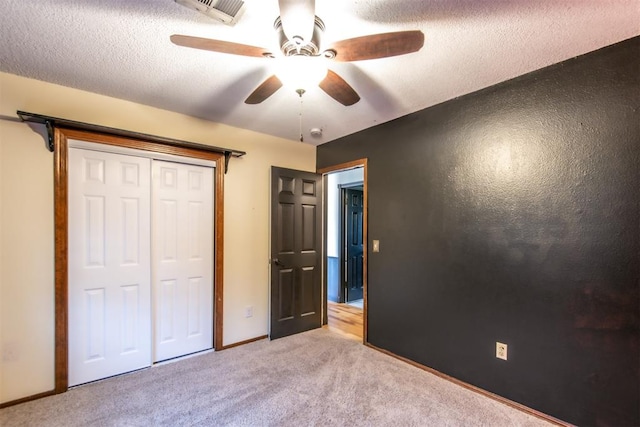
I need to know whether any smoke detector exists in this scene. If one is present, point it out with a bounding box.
[175,0,245,25]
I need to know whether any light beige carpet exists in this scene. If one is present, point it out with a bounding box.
[0,328,554,426]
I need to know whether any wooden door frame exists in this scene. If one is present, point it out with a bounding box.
[317,159,368,344]
[53,128,225,394]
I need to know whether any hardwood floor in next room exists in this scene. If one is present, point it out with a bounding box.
[326,301,363,340]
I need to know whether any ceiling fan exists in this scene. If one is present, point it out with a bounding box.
[171,0,424,106]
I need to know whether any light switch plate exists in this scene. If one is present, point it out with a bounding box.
[372,240,380,252]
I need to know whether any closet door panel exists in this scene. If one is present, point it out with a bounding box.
[68,148,152,386]
[152,161,214,362]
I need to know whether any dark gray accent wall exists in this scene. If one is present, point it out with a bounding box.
[317,37,639,427]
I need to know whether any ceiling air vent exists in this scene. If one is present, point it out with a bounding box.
[175,0,245,25]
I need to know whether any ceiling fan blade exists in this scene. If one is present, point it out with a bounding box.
[278,0,315,43]
[319,70,360,106]
[170,34,272,58]
[245,75,283,104]
[329,30,425,62]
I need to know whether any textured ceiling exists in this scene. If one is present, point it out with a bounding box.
[0,0,638,145]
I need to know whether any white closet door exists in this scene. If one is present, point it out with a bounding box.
[68,148,152,386]
[152,161,214,362]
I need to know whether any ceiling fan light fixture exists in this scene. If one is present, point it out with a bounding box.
[275,55,328,91]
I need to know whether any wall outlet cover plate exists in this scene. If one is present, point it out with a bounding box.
[496,342,508,360]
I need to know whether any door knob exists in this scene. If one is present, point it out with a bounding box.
[273,258,289,268]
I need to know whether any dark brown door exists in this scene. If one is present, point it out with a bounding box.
[270,166,322,339]
[341,188,364,302]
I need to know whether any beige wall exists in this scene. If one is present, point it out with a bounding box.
[0,72,316,403]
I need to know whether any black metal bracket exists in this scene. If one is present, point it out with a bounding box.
[45,120,55,152]
[224,151,232,174]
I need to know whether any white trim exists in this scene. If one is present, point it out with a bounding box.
[68,139,217,168]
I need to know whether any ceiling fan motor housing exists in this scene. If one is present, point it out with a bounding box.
[274,16,325,56]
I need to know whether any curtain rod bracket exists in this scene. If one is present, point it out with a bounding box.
[224,151,231,174]
[45,120,55,152]
[16,111,247,169]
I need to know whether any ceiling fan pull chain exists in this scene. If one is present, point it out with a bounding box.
[296,88,306,142]
[299,96,303,142]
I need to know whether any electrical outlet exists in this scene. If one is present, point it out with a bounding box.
[244,306,253,318]
[496,342,508,360]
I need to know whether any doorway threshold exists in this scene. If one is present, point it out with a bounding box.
[347,299,363,309]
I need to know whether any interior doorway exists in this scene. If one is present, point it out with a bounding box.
[320,160,367,342]
[341,185,364,304]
